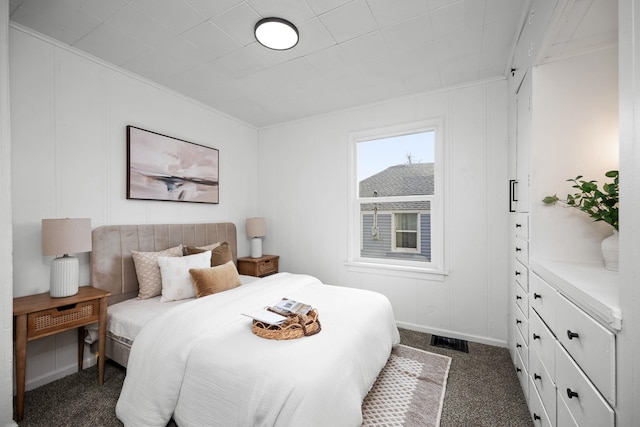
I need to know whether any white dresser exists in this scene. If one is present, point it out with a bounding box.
[515,259,621,426]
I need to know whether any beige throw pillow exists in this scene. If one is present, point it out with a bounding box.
[158,250,212,302]
[189,260,241,298]
[132,245,183,299]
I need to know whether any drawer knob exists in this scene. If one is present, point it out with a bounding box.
[516,295,522,300]
[534,373,542,380]
[515,270,521,276]
[533,413,541,421]
[516,223,522,228]
[515,247,522,252]
[516,319,522,325]
[516,343,522,349]
[566,388,579,399]
[533,293,541,299]
[533,333,540,340]
[567,330,580,340]
[516,367,522,373]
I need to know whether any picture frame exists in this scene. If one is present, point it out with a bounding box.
[126,126,219,204]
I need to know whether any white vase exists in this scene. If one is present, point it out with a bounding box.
[601,230,619,271]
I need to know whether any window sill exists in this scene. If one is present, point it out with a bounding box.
[344,261,447,281]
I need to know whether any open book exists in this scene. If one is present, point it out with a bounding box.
[243,298,313,325]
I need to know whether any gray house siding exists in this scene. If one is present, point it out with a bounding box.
[361,213,431,261]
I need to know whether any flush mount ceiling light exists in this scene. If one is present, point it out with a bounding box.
[254,17,299,50]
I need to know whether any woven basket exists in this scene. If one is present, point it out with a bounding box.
[252,309,321,340]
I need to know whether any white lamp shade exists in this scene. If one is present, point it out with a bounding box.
[42,218,92,256]
[246,217,266,238]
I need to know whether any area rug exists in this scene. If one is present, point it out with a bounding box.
[362,344,452,427]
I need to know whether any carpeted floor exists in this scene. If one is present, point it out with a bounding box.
[15,328,532,426]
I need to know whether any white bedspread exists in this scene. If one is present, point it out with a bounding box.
[116,273,400,427]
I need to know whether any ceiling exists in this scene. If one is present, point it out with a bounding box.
[8,0,617,128]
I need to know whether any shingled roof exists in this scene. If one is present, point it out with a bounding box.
[359,163,434,211]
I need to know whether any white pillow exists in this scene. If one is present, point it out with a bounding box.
[158,250,212,302]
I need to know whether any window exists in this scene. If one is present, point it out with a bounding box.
[348,120,444,274]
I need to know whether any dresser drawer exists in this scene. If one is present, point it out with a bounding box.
[515,237,529,266]
[27,299,99,339]
[555,292,616,405]
[529,349,556,424]
[529,311,555,381]
[555,342,614,427]
[515,283,529,317]
[529,378,553,427]
[514,349,529,400]
[512,322,529,370]
[514,259,529,291]
[514,304,529,345]
[529,273,557,332]
[557,390,579,427]
[515,212,529,239]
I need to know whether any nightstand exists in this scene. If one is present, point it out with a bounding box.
[13,286,110,422]
[237,255,279,277]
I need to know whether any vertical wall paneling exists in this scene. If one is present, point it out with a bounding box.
[9,26,259,390]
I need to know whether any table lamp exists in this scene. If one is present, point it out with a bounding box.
[246,217,266,258]
[42,218,92,297]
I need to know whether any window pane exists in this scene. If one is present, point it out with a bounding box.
[395,213,417,231]
[358,131,435,197]
[396,231,417,248]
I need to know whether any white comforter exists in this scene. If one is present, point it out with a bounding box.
[116,273,400,427]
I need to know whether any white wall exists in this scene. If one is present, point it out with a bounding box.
[1,1,16,425]
[258,80,510,345]
[530,47,619,263]
[9,25,259,389]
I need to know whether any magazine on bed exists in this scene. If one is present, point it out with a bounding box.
[242,298,312,325]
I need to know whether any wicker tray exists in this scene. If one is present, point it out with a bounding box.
[252,309,321,340]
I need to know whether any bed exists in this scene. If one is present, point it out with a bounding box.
[90,222,400,427]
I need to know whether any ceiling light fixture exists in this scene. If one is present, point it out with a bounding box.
[254,17,299,50]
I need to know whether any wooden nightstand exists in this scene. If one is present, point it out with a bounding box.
[237,255,279,277]
[13,286,110,422]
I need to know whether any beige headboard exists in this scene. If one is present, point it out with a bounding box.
[90,222,237,305]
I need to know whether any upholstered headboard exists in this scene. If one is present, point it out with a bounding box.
[90,223,237,305]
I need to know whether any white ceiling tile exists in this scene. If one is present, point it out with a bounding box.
[367,0,429,28]
[182,20,241,59]
[246,0,316,23]
[427,0,460,11]
[304,44,352,74]
[64,0,129,21]
[436,28,483,63]
[319,0,378,43]
[430,0,486,40]
[381,13,434,54]
[305,0,354,16]
[74,24,150,66]
[106,5,174,49]
[290,17,337,56]
[438,53,480,87]
[210,2,262,47]
[185,0,244,19]
[338,31,390,63]
[13,0,102,45]
[129,0,206,35]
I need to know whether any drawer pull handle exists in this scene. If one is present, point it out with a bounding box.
[516,367,522,373]
[533,293,541,299]
[567,388,579,399]
[516,295,522,300]
[516,343,522,348]
[533,333,540,340]
[567,330,580,340]
[516,223,522,228]
[515,247,522,252]
[533,413,541,421]
[516,319,522,325]
[57,303,78,311]
[515,270,521,276]
[534,373,541,380]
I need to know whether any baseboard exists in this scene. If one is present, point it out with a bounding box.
[396,321,508,348]
[23,352,97,392]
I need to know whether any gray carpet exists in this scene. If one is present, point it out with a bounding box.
[15,328,532,426]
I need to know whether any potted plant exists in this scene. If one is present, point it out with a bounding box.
[543,170,619,270]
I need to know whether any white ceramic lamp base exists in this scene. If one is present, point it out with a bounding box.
[50,254,80,297]
[250,237,263,258]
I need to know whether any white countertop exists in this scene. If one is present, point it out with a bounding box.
[530,258,622,331]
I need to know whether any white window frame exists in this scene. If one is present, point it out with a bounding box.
[346,119,446,278]
[392,211,420,254]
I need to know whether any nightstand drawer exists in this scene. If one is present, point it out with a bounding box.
[27,299,99,339]
[257,259,277,276]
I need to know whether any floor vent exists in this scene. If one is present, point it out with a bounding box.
[430,335,469,353]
